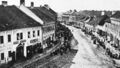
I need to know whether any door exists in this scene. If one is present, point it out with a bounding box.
[16,44,24,60]
[26,46,33,59]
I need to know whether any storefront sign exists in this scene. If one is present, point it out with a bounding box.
[30,39,38,43]
[20,40,26,43]
[13,40,26,45]
[13,41,19,44]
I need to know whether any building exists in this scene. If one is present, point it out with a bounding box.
[0,0,57,65]
[29,3,57,48]
[104,11,120,46]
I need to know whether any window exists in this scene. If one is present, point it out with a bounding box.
[17,33,20,40]
[8,51,11,57]
[37,30,40,36]
[20,33,23,39]
[28,32,30,38]
[33,31,35,37]
[1,53,4,60]
[17,33,23,40]
[8,34,11,42]
[0,36,4,44]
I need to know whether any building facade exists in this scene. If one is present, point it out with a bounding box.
[29,4,57,48]
[0,0,57,65]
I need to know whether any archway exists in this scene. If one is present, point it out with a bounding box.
[16,43,24,61]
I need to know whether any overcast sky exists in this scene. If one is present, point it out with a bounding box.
[0,0,120,13]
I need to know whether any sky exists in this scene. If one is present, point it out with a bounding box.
[0,0,120,13]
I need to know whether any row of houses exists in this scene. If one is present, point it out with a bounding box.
[0,0,57,65]
[60,10,120,61]
[63,10,120,62]
[83,11,120,61]
[58,11,88,23]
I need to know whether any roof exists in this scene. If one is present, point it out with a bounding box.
[110,11,120,23]
[48,8,57,17]
[99,15,111,25]
[86,17,100,26]
[110,18,120,23]
[18,5,44,25]
[83,10,102,17]
[111,11,120,19]
[29,6,57,24]
[76,15,87,21]
[86,15,110,26]
[0,5,42,31]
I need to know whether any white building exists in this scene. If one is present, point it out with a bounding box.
[29,3,57,48]
[0,0,57,65]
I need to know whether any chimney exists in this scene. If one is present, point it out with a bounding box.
[20,0,25,6]
[44,4,50,10]
[30,2,34,8]
[2,1,7,7]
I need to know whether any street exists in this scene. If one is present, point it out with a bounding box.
[64,25,115,68]
[0,1,119,68]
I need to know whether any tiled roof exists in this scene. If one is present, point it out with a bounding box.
[86,17,100,26]
[99,15,111,25]
[29,6,57,24]
[0,5,42,31]
[19,5,44,25]
[48,8,57,17]
[86,15,110,26]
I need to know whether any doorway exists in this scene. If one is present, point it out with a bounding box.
[16,43,24,61]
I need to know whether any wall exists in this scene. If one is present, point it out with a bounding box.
[0,26,42,64]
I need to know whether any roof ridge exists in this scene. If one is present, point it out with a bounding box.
[17,5,44,25]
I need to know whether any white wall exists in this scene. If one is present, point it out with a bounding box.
[0,26,42,64]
